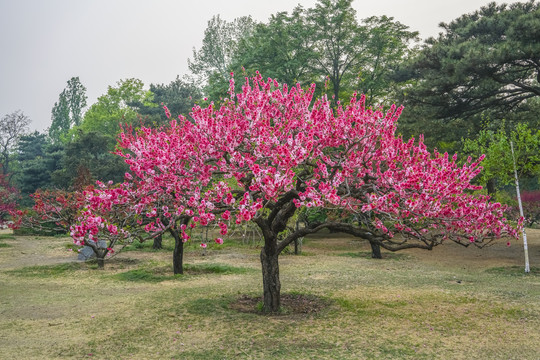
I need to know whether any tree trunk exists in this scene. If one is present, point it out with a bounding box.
[96,248,108,269]
[370,241,382,259]
[153,234,163,250]
[170,229,184,275]
[260,247,280,313]
[487,178,496,196]
[294,237,302,255]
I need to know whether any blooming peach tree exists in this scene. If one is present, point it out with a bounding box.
[75,74,520,311]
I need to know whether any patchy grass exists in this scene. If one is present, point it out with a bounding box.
[6,262,84,277]
[338,251,411,260]
[113,263,251,283]
[0,233,16,240]
[486,265,540,276]
[0,230,539,359]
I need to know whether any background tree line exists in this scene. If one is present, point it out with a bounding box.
[1,0,539,216]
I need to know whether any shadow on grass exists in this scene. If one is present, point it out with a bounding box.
[6,262,84,277]
[6,258,140,277]
[228,293,332,317]
[113,263,252,283]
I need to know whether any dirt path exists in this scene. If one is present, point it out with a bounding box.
[0,231,79,270]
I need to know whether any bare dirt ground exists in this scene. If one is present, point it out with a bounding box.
[0,229,78,269]
[403,228,540,270]
[304,227,540,271]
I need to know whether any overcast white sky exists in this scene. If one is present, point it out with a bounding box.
[0,0,525,132]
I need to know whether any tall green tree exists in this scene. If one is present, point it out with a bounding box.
[76,78,154,136]
[307,0,366,103]
[357,15,419,105]
[137,76,203,124]
[14,132,64,204]
[50,91,70,143]
[399,1,540,147]
[49,77,87,143]
[463,122,540,193]
[188,15,257,98]
[234,6,317,87]
[66,76,87,127]
[52,130,127,189]
[0,110,30,177]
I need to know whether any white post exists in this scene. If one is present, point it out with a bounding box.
[510,141,530,273]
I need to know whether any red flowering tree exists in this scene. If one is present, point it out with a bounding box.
[76,74,520,311]
[0,167,19,226]
[12,187,135,268]
[71,118,231,272]
[12,189,84,233]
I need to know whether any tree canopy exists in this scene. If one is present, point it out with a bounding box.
[49,77,87,143]
[0,110,30,177]
[71,75,518,312]
[77,78,154,136]
[398,0,540,147]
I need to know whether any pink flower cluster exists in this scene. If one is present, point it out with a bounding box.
[71,73,520,250]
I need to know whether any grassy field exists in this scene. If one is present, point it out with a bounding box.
[0,229,539,359]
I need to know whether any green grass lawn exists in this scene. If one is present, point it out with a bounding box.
[0,231,539,359]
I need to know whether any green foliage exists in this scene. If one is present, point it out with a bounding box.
[400,1,540,147]
[51,130,127,189]
[234,6,317,88]
[49,91,70,143]
[113,263,250,282]
[138,76,203,124]
[188,15,257,98]
[357,15,419,105]
[14,132,64,201]
[49,77,87,143]
[463,122,540,189]
[307,0,365,103]
[7,262,82,277]
[75,78,153,136]
[200,1,418,106]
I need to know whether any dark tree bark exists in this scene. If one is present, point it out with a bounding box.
[169,228,184,275]
[370,241,382,259]
[253,193,331,313]
[85,240,109,269]
[254,197,297,313]
[294,238,302,255]
[260,243,281,312]
[153,234,163,250]
[96,254,105,269]
[487,178,496,196]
